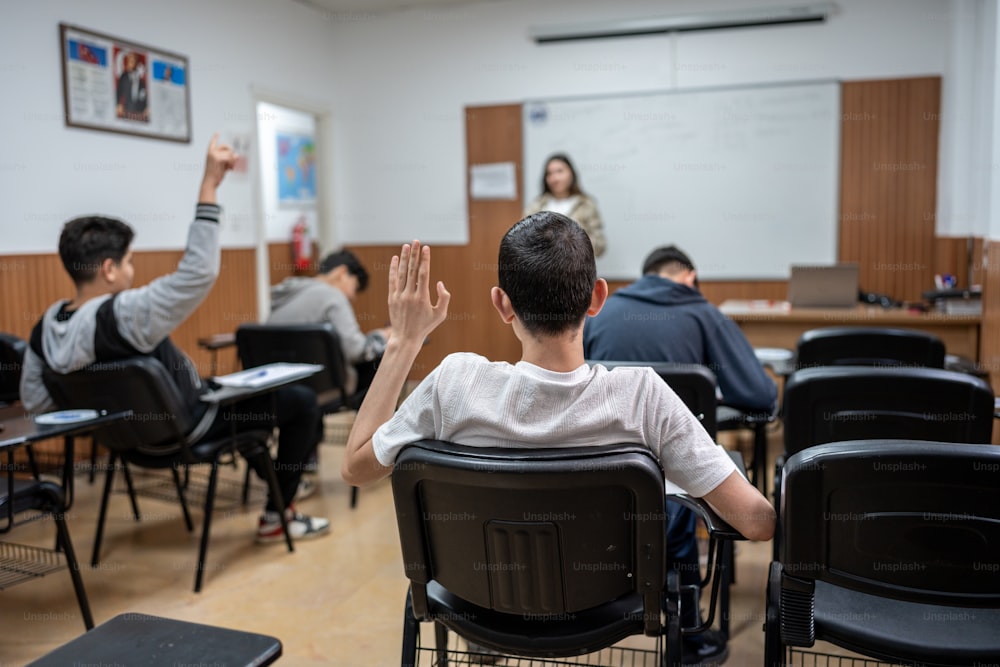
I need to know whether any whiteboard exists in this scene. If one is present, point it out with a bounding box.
[523,81,840,280]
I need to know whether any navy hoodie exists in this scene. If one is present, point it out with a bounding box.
[583,275,776,412]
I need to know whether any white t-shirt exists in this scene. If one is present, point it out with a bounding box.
[373,353,736,498]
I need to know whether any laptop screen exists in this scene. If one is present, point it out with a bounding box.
[788,264,859,308]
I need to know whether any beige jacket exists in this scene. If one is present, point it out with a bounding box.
[524,194,607,257]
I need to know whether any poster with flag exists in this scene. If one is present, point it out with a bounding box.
[60,23,191,143]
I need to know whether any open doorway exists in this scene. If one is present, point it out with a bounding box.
[251,96,330,318]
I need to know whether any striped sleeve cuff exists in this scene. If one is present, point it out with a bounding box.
[195,203,221,223]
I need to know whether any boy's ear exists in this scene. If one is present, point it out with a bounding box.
[491,286,516,324]
[99,258,118,284]
[587,278,609,316]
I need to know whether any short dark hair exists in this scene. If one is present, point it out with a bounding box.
[59,216,135,285]
[319,249,369,292]
[541,153,583,197]
[498,212,596,337]
[642,245,696,276]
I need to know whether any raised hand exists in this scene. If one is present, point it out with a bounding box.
[199,133,238,204]
[387,240,450,346]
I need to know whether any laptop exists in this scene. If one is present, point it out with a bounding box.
[788,264,859,308]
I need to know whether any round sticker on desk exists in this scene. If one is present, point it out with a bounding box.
[34,409,99,425]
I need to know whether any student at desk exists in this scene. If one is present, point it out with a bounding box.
[19,135,329,544]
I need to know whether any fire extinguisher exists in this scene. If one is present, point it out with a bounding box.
[292,216,312,272]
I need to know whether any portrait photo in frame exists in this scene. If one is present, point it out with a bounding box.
[60,23,191,143]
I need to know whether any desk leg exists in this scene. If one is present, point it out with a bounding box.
[62,436,75,511]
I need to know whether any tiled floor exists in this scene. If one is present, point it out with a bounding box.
[0,424,850,666]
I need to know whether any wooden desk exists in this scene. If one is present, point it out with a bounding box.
[720,301,981,361]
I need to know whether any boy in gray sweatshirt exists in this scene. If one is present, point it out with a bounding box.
[20,135,329,543]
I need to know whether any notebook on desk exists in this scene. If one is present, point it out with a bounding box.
[788,264,859,308]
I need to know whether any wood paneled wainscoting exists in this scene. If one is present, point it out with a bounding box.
[0,247,258,462]
[0,248,257,381]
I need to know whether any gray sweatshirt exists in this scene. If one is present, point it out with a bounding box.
[267,277,386,393]
[20,204,222,429]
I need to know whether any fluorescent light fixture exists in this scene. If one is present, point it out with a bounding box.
[529,3,837,43]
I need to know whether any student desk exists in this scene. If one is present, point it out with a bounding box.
[719,301,982,362]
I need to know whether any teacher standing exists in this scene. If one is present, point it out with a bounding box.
[524,153,607,257]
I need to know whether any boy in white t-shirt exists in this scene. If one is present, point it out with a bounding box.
[343,211,774,532]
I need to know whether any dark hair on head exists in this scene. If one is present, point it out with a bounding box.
[642,245,696,276]
[541,153,583,197]
[498,211,596,337]
[319,249,369,292]
[59,216,135,285]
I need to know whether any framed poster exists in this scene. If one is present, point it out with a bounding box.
[59,23,191,143]
[276,132,317,205]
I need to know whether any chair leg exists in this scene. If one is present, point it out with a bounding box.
[434,622,449,667]
[752,422,768,491]
[764,562,784,667]
[89,437,99,484]
[62,436,76,511]
[254,449,294,553]
[171,465,195,532]
[194,461,220,593]
[242,461,252,505]
[91,453,117,567]
[350,486,358,509]
[719,541,734,639]
[25,444,40,479]
[120,459,141,521]
[401,587,419,667]
[665,570,682,667]
[53,505,95,630]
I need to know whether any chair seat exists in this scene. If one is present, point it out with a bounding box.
[426,580,649,658]
[120,430,272,469]
[815,580,1000,665]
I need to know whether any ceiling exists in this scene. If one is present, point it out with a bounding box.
[292,0,510,18]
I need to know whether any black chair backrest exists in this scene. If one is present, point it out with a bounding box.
[392,440,666,633]
[236,323,348,402]
[42,356,192,456]
[795,326,946,369]
[590,360,718,438]
[782,366,994,456]
[781,440,1000,607]
[0,332,27,403]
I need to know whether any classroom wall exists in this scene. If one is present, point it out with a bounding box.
[322,0,977,248]
[2,1,993,255]
[0,0,342,254]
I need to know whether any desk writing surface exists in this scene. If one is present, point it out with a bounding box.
[0,407,133,450]
[719,300,981,361]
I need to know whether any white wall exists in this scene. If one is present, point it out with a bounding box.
[3,0,997,258]
[0,0,340,253]
[324,0,956,246]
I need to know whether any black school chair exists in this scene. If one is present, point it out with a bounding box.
[774,364,994,559]
[766,440,1000,666]
[0,478,93,630]
[392,440,744,667]
[236,323,359,508]
[42,356,294,593]
[794,326,946,369]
